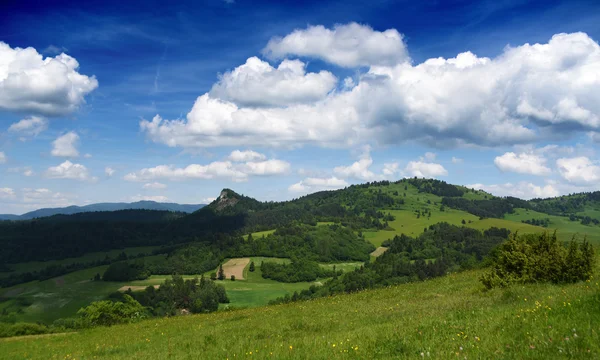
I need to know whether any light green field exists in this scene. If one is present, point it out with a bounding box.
[0,265,112,324]
[0,256,328,324]
[243,230,276,240]
[466,218,545,235]
[3,246,159,275]
[319,262,363,273]
[576,204,600,219]
[122,257,318,309]
[243,223,334,240]
[5,265,599,359]
[505,208,600,244]
[363,208,479,246]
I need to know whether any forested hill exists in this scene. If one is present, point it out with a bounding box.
[0,200,205,220]
[2,178,599,265]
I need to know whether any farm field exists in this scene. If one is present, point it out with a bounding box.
[1,256,347,324]
[4,264,599,359]
[127,257,322,309]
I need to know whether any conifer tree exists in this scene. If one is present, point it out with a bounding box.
[217,264,225,281]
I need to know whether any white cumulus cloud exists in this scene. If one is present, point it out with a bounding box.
[0,152,6,164]
[124,159,290,183]
[51,131,79,157]
[228,150,267,162]
[468,182,559,199]
[494,152,551,176]
[210,57,337,107]
[8,116,48,138]
[142,31,600,150]
[143,182,167,190]
[404,161,448,178]
[105,167,115,177]
[0,187,15,199]
[288,176,348,193]
[333,150,380,181]
[45,160,95,181]
[556,156,600,184]
[263,23,409,68]
[0,42,98,116]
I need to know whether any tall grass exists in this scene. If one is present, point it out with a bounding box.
[3,265,599,359]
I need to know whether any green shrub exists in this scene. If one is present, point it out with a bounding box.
[480,232,595,289]
[0,322,51,338]
[77,295,147,327]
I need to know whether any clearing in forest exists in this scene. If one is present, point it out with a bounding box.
[221,258,250,280]
[118,285,159,292]
[370,247,388,258]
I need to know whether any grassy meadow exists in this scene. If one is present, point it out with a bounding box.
[3,264,599,359]
[1,256,350,323]
[505,208,600,244]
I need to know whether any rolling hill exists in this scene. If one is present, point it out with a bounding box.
[1,178,599,349]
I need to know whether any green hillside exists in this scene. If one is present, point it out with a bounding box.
[2,178,600,355]
[3,265,599,359]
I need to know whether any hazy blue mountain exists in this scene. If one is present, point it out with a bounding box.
[0,201,205,220]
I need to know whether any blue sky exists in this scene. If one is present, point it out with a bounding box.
[1,0,600,214]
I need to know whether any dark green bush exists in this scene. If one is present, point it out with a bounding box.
[480,232,595,289]
[77,294,147,327]
[0,322,51,338]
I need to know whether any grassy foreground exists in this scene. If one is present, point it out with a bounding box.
[3,267,599,359]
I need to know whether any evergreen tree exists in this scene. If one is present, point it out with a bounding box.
[230,275,235,281]
[249,261,255,272]
[210,272,217,281]
[217,264,225,281]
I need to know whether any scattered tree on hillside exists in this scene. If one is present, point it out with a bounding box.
[218,264,225,281]
[249,261,255,272]
[210,272,217,281]
[230,275,235,281]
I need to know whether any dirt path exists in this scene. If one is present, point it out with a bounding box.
[118,285,159,292]
[370,247,389,258]
[221,258,250,280]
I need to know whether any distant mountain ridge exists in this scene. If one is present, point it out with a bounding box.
[0,201,206,220]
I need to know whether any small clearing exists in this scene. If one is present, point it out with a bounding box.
[221,258,250,280]
[118,285,159,292]
[370,247,389,258]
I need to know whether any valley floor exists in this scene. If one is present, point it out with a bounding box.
[3,266,599,359]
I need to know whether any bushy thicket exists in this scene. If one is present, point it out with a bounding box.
[120,275,229,316]
[77,294,147,327]
[480,232,595,289]
[270,223,510,304]
[404,178,465,197]
[260,259,340,283]
[522,218,551,227]
[441,197,514,218]
[0,322,55,338]
[232,224,374,262]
